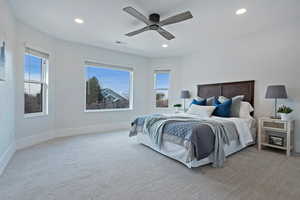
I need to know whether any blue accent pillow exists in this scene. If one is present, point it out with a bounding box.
[191,98,206,106]
[213,98,232,117]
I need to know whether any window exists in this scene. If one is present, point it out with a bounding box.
[154,70,170,108]
[24,47,49,116]
[0,40,6,81]
[85,61,133,111]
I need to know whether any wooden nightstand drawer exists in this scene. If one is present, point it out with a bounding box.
[262,120,287,131]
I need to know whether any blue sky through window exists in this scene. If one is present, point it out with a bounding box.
[86,66,130,98]
[24,54,43,96]
[24,54,42,82]
[156,73,169,89]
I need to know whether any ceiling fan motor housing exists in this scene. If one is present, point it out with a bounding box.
[149,13,160,23]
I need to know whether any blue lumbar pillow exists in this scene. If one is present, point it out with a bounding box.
[212,98,232,117]
[191,98,207,106]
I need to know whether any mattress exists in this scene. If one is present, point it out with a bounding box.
[134,115,256,168]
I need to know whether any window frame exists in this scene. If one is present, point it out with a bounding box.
[24,50,49,118]
[154,70,171,108]
[84,61,134,113]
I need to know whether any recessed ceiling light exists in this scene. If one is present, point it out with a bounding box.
[74,18,84,24]
[162,44,168,48]
[236,8,247,15]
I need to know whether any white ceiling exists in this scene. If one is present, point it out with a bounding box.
[9,0,300,58]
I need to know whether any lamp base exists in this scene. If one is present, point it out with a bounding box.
[270,116,281,119]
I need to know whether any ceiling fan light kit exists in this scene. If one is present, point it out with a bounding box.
[123,6,193,40]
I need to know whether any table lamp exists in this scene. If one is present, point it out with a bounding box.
[265,85,288,119]
[180,90,190,112]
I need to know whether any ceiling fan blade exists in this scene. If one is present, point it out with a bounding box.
[123,7,151,25]
[159,11,193,26]
[157,27,175,40]
[125,26,151,37]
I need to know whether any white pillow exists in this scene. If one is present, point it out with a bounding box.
[187,104,216,117]
[239,101,254,118]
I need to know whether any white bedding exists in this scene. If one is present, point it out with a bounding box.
[134,113,256,168]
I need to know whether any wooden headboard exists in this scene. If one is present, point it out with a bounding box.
[197,80,255,107]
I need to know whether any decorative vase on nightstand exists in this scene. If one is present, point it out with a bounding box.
[280,113,292,121]
[173,104,182,113]
[277,105,293,121]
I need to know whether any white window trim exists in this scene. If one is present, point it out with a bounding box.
[84,61,134,113]
[154,70,171,109]
[24,52,49,118]
[24,112,48,119]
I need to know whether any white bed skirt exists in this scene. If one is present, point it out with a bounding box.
[135,133,254,168]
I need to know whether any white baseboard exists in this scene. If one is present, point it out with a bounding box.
[16,121,130,150]
[55,121,130,138]
[0,142,16,176]
[16,130,57,150]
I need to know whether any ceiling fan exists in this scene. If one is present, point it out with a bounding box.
[123,7,193,40]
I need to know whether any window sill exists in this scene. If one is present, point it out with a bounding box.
[24,112,48,119]
[84,108,133,113]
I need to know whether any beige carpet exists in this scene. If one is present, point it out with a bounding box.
[1,131,300,200]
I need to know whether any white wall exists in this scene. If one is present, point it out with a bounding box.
[3,0,300,156]
[0,0,16,174]
[15,22,151,149]
[15,23,56,147]
[54,39,151,132]
[148,57,183,114]
[152,21,300,152]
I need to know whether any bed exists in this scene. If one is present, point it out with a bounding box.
[130,80,256,168]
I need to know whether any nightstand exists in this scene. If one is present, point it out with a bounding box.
[258,117,295,156]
